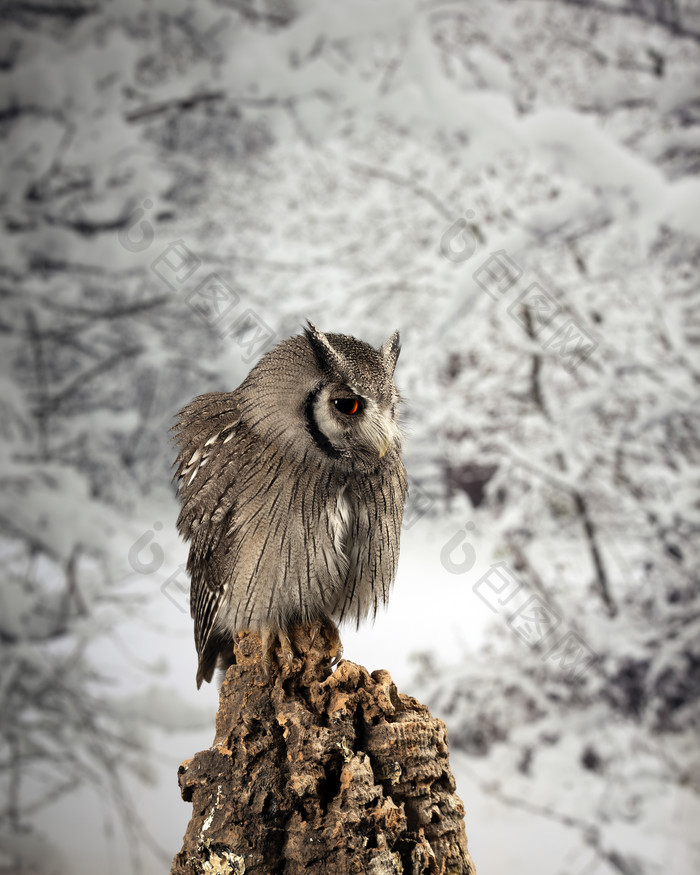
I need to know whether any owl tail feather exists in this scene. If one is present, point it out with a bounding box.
[197,633,233,688]
[196,655,216,689]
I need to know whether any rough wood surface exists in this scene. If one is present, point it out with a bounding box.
[171,627,476,874]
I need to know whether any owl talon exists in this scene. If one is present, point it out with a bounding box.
[329,642,343,666]
[304,619,343,665]
[262,653,272,680]
[321,618,343,666]
[260,628,297,678]
[279,631,295,669]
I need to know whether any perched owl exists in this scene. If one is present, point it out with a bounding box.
[173,322,408,687]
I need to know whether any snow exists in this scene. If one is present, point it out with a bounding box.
[2,0,699,873]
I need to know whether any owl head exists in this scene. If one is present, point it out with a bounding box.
[303,321,402,471]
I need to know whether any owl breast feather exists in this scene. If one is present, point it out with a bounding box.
[323,484,353,584]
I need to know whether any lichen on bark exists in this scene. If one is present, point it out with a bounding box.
[171,627,476,875]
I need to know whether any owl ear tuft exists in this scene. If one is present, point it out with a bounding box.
[304,321,353,378]
[380,330,401,378]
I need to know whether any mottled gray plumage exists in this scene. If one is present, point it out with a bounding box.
[173,322,407,687]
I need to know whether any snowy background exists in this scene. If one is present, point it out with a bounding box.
[1,0,700,873]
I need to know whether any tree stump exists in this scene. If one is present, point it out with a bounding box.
[171,627,476,874]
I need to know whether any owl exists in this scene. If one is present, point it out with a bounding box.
[173,322,408,687]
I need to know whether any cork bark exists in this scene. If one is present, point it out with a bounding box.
[171,627,476,875]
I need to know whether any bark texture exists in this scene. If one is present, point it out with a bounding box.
[171,627,476,875]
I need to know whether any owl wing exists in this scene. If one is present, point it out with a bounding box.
[172,391,243,686]
[334,454,408,627]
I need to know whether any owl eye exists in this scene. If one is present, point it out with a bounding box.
[333,397,360,415]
